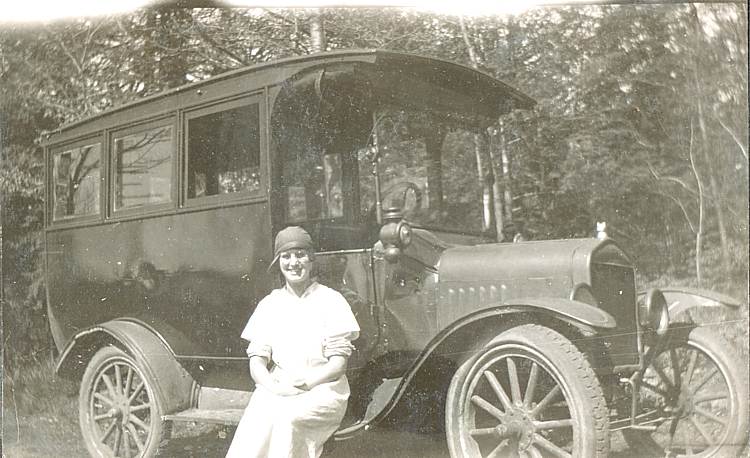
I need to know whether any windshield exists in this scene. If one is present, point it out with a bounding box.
[360,108,492,235]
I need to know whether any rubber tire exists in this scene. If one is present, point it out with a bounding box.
[446,324,609,457]
[79,345,171,458]
[622,326,749,457]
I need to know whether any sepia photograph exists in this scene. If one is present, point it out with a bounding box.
[1,1,748,457]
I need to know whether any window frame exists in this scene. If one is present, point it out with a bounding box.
[48,135,105,226]
[182,94,266,209]
[109,116,178,219]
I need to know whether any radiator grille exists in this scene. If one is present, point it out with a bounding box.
[591,264,639,367]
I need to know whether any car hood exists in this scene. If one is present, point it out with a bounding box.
[438,238,627,287]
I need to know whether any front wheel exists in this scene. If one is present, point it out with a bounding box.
[446,324,609,457]
[623,326,749,457]
[79,345,170,458]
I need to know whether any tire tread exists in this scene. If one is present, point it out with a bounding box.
[446,323,610,457]
[527,324,610,457]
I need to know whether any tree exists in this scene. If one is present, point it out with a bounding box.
[2,5,747,370]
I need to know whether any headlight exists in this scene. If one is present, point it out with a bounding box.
[640,288,670,335]
[379,209,412,263]
[379,220,412,248]
[570,283,598,306]
[398,222,412,247]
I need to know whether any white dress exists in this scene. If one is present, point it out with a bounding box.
[226,282,360,458]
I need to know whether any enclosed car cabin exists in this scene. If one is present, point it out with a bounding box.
[45,49,532,391]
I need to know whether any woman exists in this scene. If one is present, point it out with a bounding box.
[226,226,360,458]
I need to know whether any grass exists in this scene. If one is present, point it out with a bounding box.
[1,357,233,457]
[2,357,87,457]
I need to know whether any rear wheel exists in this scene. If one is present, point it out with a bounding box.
[446,324,609,457]
[79,345,170,458]
[623,326,749,457]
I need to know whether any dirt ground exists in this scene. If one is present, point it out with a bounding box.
[1,403,670,458]
[3,379,747,458]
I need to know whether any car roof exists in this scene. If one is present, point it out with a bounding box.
[44,49,536,145]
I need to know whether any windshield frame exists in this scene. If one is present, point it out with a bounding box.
[366,104,497,238]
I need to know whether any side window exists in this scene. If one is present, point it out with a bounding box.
[186,102,261,200]
[113,124,173,211]
[52,143,101,220]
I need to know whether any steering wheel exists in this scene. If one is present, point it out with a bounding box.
[364,182,424,235]
[381,181,423,214]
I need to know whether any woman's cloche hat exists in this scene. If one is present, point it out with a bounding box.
[269,226,314,268]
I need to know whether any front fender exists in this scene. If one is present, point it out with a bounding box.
[501,297,617,330]
[638,287,743,319]
[338,299,615,437]
[56,318,194,414]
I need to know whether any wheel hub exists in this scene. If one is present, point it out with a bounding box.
[499,407,536,450]
[111,395,131,425]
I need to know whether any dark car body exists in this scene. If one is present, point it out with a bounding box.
[46,49,535,385]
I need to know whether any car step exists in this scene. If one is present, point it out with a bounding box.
[163,408,244,425]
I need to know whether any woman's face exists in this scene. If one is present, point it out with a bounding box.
[279,248,313,286]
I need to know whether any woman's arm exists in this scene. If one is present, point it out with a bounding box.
[298,355,348,390]
[297,329,357,390]
[249,355,304,396]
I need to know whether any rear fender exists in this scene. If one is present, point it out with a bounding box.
[55,318,194,414]
[638,287,743,319]
[341,299,615,436]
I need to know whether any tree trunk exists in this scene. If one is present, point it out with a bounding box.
[460,16,506,240]
[688,121,705,286]
[697,103,732,275]
[309,9,326,53]
[691,4,732,276]
[489,144,506,241]
[499,119,514,226]
[473,135,494,232]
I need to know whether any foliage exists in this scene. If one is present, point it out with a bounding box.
[2,356,85,455]
[1,5,747,373]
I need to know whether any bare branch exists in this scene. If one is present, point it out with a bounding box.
[646,162,699,196]
[80,20,104,69]
[714,114,748,160]
[380,30,426,49]
[261,9,305,33]
[54,35,83,75]
[115,17,136,41]
[653,190,697,234]
[193,22,247,66]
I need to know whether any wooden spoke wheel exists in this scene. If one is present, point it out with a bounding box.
[79,346,169,458]
[623,327,749,457]
[446,324,609,457]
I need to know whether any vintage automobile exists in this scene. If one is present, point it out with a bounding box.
[44,50,748,457]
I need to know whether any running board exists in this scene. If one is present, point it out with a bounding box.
[162,386,252,425]
[163,408,244,425]
[164,378,404,431]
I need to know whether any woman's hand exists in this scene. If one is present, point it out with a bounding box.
[298,355,348,390]
[269,380,305,397]
[249,356,304,396]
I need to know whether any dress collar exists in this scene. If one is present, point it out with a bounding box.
[284,280,319,299]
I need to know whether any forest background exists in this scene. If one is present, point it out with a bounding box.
[1,3,747,451]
